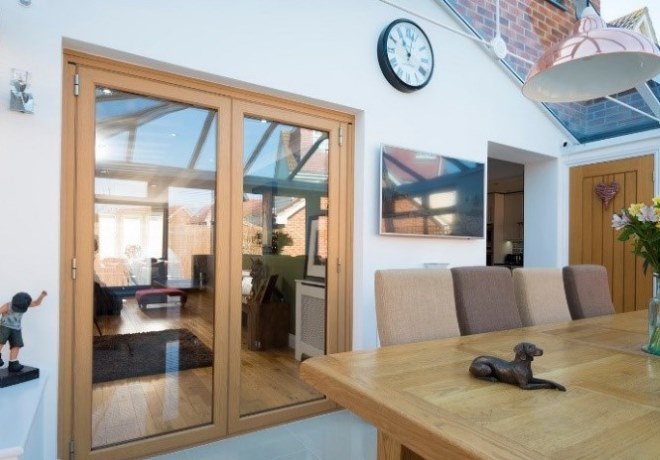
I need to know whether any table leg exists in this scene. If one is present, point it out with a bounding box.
[377,430,425,460]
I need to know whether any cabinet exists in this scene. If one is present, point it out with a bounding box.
[242,300,290,351]
[295,280,325,361]
[503,192,523,241]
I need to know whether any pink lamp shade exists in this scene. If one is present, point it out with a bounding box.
[522,7,660,103]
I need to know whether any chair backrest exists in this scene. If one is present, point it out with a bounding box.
[451,266,522,335]
[562,265,615,319]
[513,268,572,326]
[374,269,460,346]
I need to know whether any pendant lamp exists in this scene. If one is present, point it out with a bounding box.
[522,6,660,103]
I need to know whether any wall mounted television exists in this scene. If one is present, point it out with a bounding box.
[380,144,485,238]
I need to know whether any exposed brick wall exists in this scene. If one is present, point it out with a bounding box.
[382,196,447,235]
[446,0,599,77]
[444,0,653,143]
[280,208,307,256]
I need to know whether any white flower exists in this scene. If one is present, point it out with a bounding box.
[639,205,658,223]
[611,213,629,230]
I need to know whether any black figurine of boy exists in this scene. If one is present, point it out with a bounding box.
[0,290,47,372]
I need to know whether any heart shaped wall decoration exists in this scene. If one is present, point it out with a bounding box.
[594,182,619,207]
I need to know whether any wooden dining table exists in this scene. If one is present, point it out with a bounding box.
[300,310,660,459]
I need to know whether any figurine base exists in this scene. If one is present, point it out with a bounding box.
[0,365,39,388]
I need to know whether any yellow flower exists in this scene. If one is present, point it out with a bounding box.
[654,197,660,208]
[629,203,643,217]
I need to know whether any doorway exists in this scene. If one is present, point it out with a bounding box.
[568,154,654,312]
[59,52,353,460]
[486,158,524,267]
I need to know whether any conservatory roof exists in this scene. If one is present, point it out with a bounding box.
[438,0,660,144]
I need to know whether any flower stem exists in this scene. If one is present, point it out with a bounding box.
[650,326,660,355]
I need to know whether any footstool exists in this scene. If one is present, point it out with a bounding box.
[135,288,187,308]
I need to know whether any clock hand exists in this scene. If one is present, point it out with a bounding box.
[407,37,415,60]
[402,40,411,61]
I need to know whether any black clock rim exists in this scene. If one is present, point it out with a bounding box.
[377,18,434,93]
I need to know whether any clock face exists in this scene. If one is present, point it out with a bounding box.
[377,19,434,92]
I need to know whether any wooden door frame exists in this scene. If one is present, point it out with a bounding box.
[62,60,232,460]
[227,101,349,433]
[59,50,354,460]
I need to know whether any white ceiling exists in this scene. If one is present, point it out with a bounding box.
[488,158,524,181]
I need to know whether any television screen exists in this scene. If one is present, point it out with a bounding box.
[380,145,485,238]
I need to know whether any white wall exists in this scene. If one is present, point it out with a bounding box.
[525,159,563,266]
[0,0,569,457]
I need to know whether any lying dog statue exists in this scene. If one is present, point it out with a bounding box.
[469,342,566,391]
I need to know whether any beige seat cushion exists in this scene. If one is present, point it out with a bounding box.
[513,268,572,326]
[375,269,460,346]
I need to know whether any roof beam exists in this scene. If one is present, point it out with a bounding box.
[605,94,660,124]
[187,112,215,169]
[287,133,328,181]
[244,122,278,173]
[96,102,186,139]
[635,83,660,119]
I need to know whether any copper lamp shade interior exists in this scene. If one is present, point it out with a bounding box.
[522,7,660,103]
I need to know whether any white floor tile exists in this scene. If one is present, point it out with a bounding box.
[270,450,320,460]
[150,411,376,460]
[288,412,376,460]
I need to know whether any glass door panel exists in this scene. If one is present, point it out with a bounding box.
[67,60,347,459]
[91,87,217,448]
[239,116,327,416]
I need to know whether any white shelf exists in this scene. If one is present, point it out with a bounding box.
[0,372,47,460]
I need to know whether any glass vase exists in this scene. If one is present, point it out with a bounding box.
[647,273,660,355]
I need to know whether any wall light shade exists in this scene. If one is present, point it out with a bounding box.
[522,7,660,103]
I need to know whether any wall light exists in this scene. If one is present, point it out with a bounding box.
[9,69,34,114]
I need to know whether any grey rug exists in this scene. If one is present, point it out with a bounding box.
[93,328,213,383]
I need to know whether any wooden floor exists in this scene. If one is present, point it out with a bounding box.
[91,292,322,449]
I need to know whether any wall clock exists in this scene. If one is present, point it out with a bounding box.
[377,19,434,93]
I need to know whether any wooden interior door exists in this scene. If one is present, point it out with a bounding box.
[569,155,654,312]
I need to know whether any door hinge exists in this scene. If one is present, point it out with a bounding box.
[73,73,80,96]
[337,257,341,274]
[71,258,77,280]
[339,127,344,146]
[69,439,75,459]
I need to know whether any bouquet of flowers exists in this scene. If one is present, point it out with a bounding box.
[611,198,660,274]
[612,197,660,354]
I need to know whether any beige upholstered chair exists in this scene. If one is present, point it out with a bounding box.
[562,264,615,319]
[374,269,461,346]
[512,268,572,326]
[451,266,522,335]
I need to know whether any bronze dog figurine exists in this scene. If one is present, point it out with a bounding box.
[469,342,566,391]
